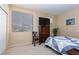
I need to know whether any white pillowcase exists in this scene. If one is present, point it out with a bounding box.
[54,36,67,40]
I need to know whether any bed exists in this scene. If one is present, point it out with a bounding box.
[45,36,79,55]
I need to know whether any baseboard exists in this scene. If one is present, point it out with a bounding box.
[7,41,32,48]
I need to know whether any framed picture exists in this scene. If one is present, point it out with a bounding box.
[66,18,75,25]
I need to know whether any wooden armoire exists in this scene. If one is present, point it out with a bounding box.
[39,17,50,44]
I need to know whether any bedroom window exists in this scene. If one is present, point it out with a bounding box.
[12,11,32,32]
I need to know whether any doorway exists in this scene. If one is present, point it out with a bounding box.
[39,17,50,44]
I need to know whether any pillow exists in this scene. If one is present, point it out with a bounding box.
[65,36,71,40]
[66,37,79,44]
[70,38,79,42]
[54,36,67,40]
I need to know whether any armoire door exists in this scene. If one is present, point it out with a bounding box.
[39,17,50,44]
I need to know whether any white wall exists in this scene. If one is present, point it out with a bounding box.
[9,5,54,46]
[55,7,79,38]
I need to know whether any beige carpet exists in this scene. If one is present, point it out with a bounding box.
[4,43,57,55]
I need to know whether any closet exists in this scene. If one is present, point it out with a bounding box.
[0,7,7,54]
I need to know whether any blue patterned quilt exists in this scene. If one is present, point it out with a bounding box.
[45,36,79,54]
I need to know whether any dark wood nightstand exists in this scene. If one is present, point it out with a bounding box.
[67,48,79,55]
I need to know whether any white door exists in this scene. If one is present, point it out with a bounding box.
[0,7,7,54]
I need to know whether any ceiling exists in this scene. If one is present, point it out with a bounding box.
[13,4,79,15]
